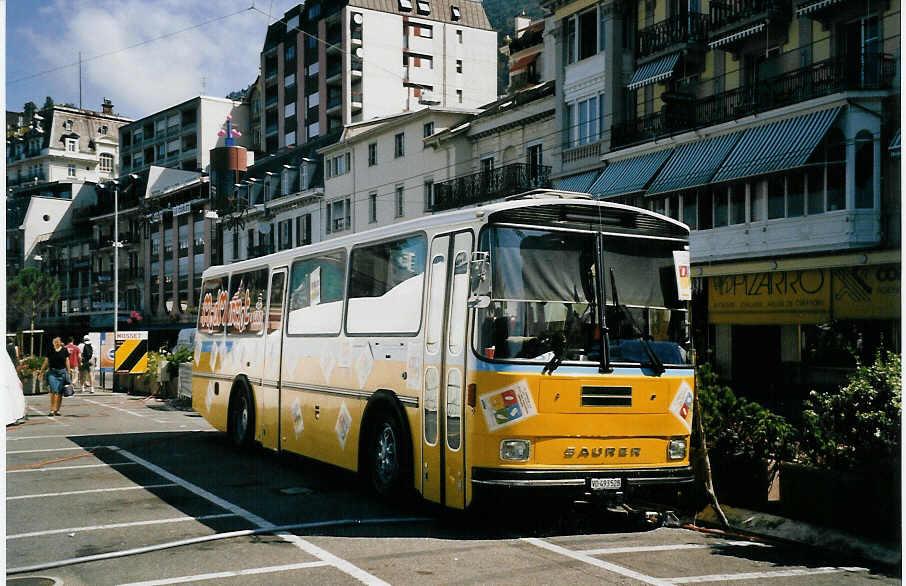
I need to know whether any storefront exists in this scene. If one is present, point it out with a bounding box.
[698,253,900,397]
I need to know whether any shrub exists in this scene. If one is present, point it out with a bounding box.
[15,355,45,380]
[801,348,901,471]
[696,363,798,464]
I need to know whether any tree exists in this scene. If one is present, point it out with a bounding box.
[7,268,61,355]
[43,96,54,110]
[23,101,37,120]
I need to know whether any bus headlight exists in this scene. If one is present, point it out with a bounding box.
[667,438,687,460]
[500,439,531,461]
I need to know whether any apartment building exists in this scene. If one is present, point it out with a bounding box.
[543,0,900,395]
[118,96,250,175]
[259,0,497,154]
[500,14,547,93]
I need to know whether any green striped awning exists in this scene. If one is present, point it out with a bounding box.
[589,149,674,198]
[647,132,743,195]
[553,170,602,194]
[712,107,842,184]
[627,53,680,90]
[890,129,900,157]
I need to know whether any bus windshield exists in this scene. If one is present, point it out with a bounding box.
[474,225,692,367]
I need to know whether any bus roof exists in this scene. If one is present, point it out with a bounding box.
[204,191,689,278]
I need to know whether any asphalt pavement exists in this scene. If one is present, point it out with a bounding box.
[5,391,900,585]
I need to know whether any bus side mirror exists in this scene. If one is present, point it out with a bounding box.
[468,251,491,308]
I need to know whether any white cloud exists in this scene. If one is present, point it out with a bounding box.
[16,0,297,119]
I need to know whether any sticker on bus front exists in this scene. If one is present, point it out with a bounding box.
[669,380,694,430]
[205,381,215,413]
[353,343,374,388]
[479,380,538,431]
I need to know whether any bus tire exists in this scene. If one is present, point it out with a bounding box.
[365,408,409,500]
[228,384,254,450]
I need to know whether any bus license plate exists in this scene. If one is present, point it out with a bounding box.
[590,478,621,490]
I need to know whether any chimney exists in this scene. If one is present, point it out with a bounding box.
[101,98,114,114]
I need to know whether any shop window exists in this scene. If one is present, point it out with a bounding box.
[767,176,785,219]
[682,192,697,230]
[713,188,728,227]
[698,189,713,229]
[807,166,824,214]
[730,183,746,224]
[788,174,805,217]
[854,131,874,208]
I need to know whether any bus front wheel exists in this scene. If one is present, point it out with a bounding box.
[228,385,254,450]
[366,410,408,499]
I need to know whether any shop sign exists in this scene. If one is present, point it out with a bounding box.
[708,269,830,325]
[173,202,192,216]
[832,264,900,319]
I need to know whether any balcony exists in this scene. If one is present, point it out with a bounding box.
[429,163,552,213]
[612,53,897,148]
[637,13,708,60]
[709,0,789,34]
[326,94,342,114]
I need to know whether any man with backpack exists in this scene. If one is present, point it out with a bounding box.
[78,335,96,393]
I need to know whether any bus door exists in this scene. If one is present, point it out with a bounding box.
[422,232,473,508]
[262,268,287,450]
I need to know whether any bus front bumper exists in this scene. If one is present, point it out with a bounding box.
[472,465,693,500]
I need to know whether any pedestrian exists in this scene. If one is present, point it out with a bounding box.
[7,336,20,363]
[64,337,82,390]
[78,335,96,393]
[37,336,70,416]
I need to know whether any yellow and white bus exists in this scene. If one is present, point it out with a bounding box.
[193,192,695,509]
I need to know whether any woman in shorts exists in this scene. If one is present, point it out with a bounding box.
[38,336,70,416]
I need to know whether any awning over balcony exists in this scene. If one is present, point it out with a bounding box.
[590,149,673,198]
[627,53,680,91]
[647,132,743,195]
[708,23,765,49]
[712,106,843,184]
[553,170,601,193]
[796,0,845,16]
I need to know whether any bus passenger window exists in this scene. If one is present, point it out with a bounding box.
[227,269,269,336]
[347,235,426,334]
[288,250,347,335]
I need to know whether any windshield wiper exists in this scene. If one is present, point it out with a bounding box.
[608,268,665,376]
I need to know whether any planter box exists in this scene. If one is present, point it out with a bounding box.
[780,462,900,540]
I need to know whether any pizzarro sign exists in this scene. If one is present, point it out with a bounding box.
[708,265,900,324]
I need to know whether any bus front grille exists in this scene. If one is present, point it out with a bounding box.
[581,386,632,407]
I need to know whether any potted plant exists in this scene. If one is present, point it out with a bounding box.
[16,355,46,395]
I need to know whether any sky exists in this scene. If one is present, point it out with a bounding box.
[6,0,301,120]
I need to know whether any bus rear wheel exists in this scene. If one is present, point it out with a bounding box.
[366,410,407,499]
[228,386,254,450]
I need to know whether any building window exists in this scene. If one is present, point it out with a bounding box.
[395,185,405,217]
[565,95,600,147]
[285,130,296,146]
[285,102,296,118]
[308,122,319,139]
[368,142,377,166]
[369,192,378,223]
[416,0,430,15]
[394,132,405,158]
[167,139,179,157]
[67,164,76,178]
[279,219,293,250]
[451,5,461,20]
[98,125,108,136]
[326,198,352,233]
[456,29,462,43]
[578,8,598,60]
[295,214,312,246]
[65,138,77,152]
[99,153,113,173]
[423,121,434,139]
[423,179,433,211]
[456,89,463,103]
[456,59,463,73]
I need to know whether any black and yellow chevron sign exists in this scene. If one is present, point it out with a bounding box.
[115,332,148,374]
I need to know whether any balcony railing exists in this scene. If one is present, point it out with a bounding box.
[429,163,552,213]
[612,53,897,148]
[709,0,789,31]
[638,13,708,59]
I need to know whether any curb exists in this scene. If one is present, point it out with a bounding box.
[696,504,901,567]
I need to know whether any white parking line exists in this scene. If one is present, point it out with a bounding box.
[668,566,869,583]
[524,538,674,586]
[579,541,769,555]
[9,462,139,473]
[9,513,240,540]
[8,483,177,500]
[7,446,102,454]
[113,447,391,586]
[117,561,333,585]
[82,398,146,417]
[27,405,68,425]
[8,430,213,440]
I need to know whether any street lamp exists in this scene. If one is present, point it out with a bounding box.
[100,174,139,389]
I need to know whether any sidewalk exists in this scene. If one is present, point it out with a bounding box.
[696,504,901,567]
